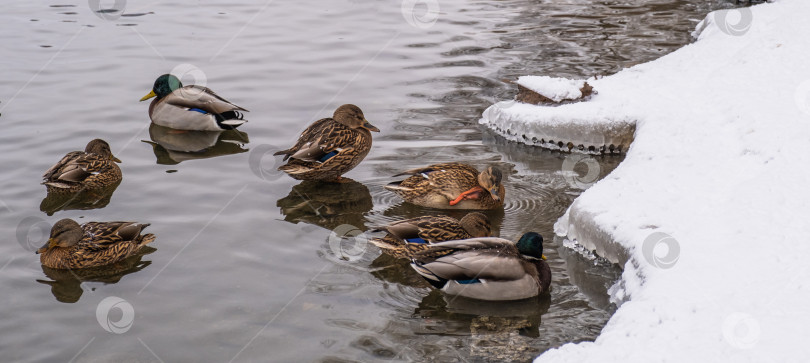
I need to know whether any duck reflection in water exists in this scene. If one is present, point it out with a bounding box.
[36,246,156,303]
[142,123,249,165]
[412,290,551,362]
[40,180,121,216]
[276,178,373,232]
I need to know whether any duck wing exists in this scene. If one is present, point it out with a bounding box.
[43,152,109,186]
[386,163,479,200]
[385,216,468,242]
[413,251,527,281]
[411,238,526,281]
[81,222,151,251]
[164,85,248,114]
[392,162,479,177]
[274,118,352,162]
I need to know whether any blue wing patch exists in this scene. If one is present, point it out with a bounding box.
[318,151,339,162]
[188,108,208,114]
[455,278,481,284]
[405,237,428,244]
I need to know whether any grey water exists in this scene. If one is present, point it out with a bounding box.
[0,0,736,361]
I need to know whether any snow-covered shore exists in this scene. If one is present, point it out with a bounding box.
[482,0,810,361]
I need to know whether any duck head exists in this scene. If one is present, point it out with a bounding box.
[516,232,546,260]
[36,219,83,254]
[140,74,182,102]
[458,212,491,237]
[333,104,380,133]
[478,166,504,202]
[85,139,121,163]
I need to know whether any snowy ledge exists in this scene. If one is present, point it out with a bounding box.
[485,0,810,361]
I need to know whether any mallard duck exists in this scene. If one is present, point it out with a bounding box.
[385,163,505,210]
[42,139,122,194]
[36,219,156,269]
[370,213,491,259]
[409,232,550,301]
[139,74,248,131]
[274,104,379,182]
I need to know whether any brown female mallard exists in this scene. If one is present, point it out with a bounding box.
[385,163,505,210]
[370,213,491,259]
[42,139,122,194]
[139,74,248,131]
[410,232,550,301]
[36,219,156,269]
[274,104,379,182]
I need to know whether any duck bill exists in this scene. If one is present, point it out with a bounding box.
[111,155,122,163]
[541,254,547,260]
[489,187,500,201]
[139,90,157,102]
[362,119,380,132]
[36,238,56,254]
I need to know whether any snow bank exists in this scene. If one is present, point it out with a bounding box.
[484,0,810,361]
[516,76,587,102]
[482,101,635,153]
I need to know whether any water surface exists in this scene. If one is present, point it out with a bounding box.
[0,0,735,361]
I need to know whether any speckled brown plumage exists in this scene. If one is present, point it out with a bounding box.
[37,219,155,269]
[42,139,122,194]
[370,213,491,259]
[275,104,379,182]
[385,163,505,210]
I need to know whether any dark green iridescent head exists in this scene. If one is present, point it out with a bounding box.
[152,74,182,99]
[516,232,545,260]
[140,74,182,101]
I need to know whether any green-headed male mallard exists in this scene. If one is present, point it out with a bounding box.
[274,104,379,182]
[140,74,248,131]
[385,163,505,210]
[42,139,122,194]
[36,218,156,269]
[370,213,491,259]
[409,232,550,301]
